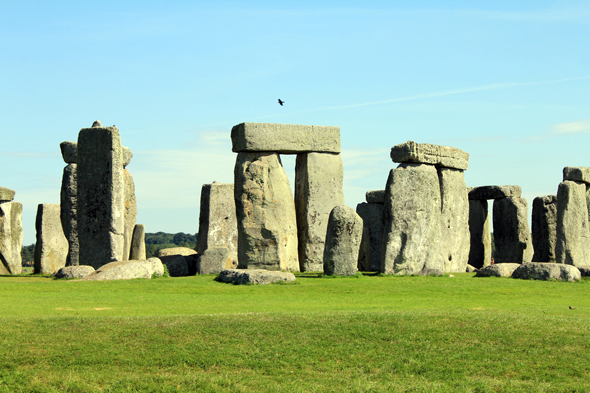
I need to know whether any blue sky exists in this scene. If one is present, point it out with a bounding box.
[2,1,589,245]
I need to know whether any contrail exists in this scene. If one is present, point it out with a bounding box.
[251,75,590,120]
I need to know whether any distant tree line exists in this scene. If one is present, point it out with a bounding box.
[145,232,197,258]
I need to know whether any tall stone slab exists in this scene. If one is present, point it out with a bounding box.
[234,152,299,271]
[129,224,146,260]
[493,197,533,264]
[323,205,363,276]
[196,182,238,266]
[77,126,125,269]
[34,204,68,274]
[532,195,557,262]
[381,163,444,275]
[356,202,384,272]
[468,199,491,269]
[60,163,78,266]
[556,181,590,266]
[295,152,345,272]
[0,200,23,275]
[122,169,137,261]
[439,168,470,273]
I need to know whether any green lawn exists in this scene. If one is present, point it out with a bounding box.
[0,273,589,392]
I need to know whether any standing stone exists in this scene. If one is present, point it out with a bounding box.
[323,205,363,276]
[34,204,68,274]
[122,169,137,261]
[60,163,78,266]
[197,246,233,275]
[77,126,125,268]
[556,181,590,266]
[356,202,384,271]
[196,182,238,267]
[129,224,146,260]
[381,164,444,275]
[0,200,23,275]
[493,197,533,264]
[295,152,345,272]
[532,195,557,262]
[234,152,299,271]
[468,199,492,269]
[439,168,470,273]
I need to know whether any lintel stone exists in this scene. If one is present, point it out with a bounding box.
[563,167,590,184]
[365,190,385,204]
[60,141,78,164]
[468,185,522,200]
[390,140,469,170]
[0,187,15,202]
[231,122,341,153]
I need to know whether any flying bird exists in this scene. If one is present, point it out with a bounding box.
[278,99,284,106]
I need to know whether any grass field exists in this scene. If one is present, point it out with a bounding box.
[0,272,589,392]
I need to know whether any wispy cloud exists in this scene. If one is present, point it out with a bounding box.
[524,118,590,142]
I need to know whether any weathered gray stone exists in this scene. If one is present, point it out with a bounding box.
[198,247,233,275]
[439,168,470,273]
[556,181,590,266]
[365,190,385,204]
[34,204,68,274]
[234,152,299,271]
[77,126,125,268]
[466,264,478,272]
[60,163,78,266]
[159,254,189,277]
[381,164,444,275]
[231,122,341,153]
[468,199,492,269]
[356,202,384,272]
[0,201,23,274]
[60,141,77,164]
[512,262,581,282]
[196,183,238,267]
[122,169,137,261]
[323,205,363,276]
[295,152,345,272]
[122,146,133,168]
[390,141,469,170]
[468,185,522,200]
[532,195,557,262]
[158,247,197,257]
[578,266,590,277]
[79,259,164,281]
[218,269,296,285]
[54,265,95,279]
[0,187,15,202]
[475,263,520,278]
[92,120,102,128]
[129,224,146,261]
[493,197,533,264]
[563,166,590,184]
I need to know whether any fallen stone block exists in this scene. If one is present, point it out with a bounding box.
[34,204,68,274]
[512,262,581,282]
[158,247,197,257]
[0,187,15,202]
[54,265,95,279]
[323,205,363,276]
[231,122,341,153]
[532,195,557,263]
[468,185,522,200]
[60,141,77,164]
[466,264,478,272]
[365,190,385,204]
[577,266,590,277]
[563,166,590,184]
[198,247,234,275]
[217,269,296,285]
[78,259,164,281]
[390,141,469,170]
[159,254,189,277]
[475,263,521,278]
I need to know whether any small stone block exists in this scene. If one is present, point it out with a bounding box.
[390,140,469,170]
[217,269,296,285]
[122,146,133,168]
[0,187,15,202]
[563,167,590,184]
[60,141,78,164]
[468,185,522,200]
[365,190,385,204]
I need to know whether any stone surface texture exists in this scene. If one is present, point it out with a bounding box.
[79,259,164,281]
[122,169,137,261]
[60,163,78,266]
[129,224,146,260]
[197,247,234,275]
[578,266,590,277]
[196,182,238,267]
[0,201,23,274]
[295,152,345,272]
[122,146,133,168]
[390,140,469,170]
[323,205,363,276]
[475,263,521,278]
[231,122,341,154]
[234,152,299,271]
[512,262,581,282]
[356,202,384,272]
[381,164,444,275]
[532,195,557,262]
[365,190,385,204]
[439,168,470,273]
[77,126,125,268]
[60,141,78,164]
[158,247,197,257]
[54,265,95,279]
[34,204,68,274]
[468,185,522,200]
[563,166,590,184]
[466,264,478,273]
[468,199,492,269]
[493,197,534,264]
[0,187,15,202]
[218,269,296,285]
[555,180,590,266]
[159,255,189,277]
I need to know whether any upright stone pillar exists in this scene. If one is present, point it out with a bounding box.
[60,141,78,266]
[77,124,125,268]
[323,205,362,276]
[196,182,238,266]
[556,180,590,266]
[467,199,491,269]
[129,224,146,260]
[0,187,22,275]
[493,197,533,263]
[122,168,137,261]
[234,152,299,271]
[34,204,68,274]
[356,190,385,272]
[295,152,345,272]
[532,195,557,262]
